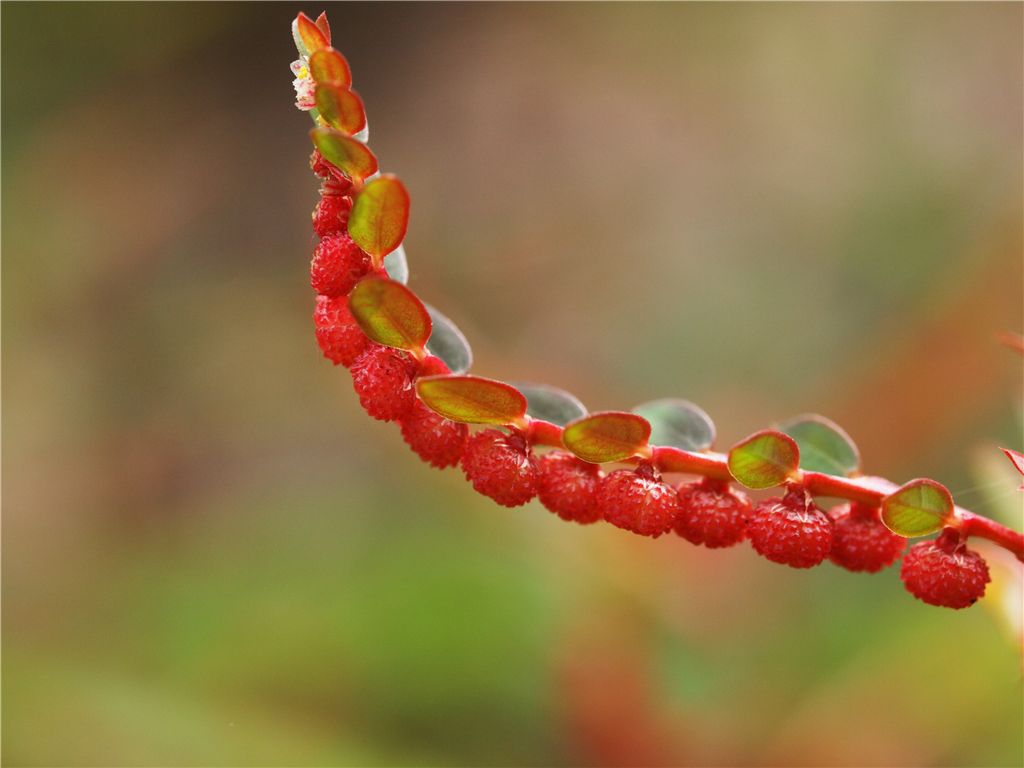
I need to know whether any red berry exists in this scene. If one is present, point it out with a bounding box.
[597,466,680,538]
[350,345,417,421]
[313,295,368,367]
[310,150,354,195]
[675,478,751,548]
[460,430,538,507]
[310,233,370,297]
[537,451,603,524]
[312,194,353,238]
[310,148,340,180]
[900,531,990,609]
[747,487,833,568]
[828,502,905,573]
[399,399,468,469]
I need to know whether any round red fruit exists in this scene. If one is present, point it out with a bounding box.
[747,487,833,568]
[312,194,353,238]
[537,451,602,524]
[460,429,538,507]
[349,344,417,421]
[900,531,990,609]
[828,502,905,573]
[313,295,368,367]
[310,233,370,298]
[400,399,468,469]
[597,466,680,538]
[675,478,751,548]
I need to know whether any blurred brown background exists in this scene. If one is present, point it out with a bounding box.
[3,2,1023,766]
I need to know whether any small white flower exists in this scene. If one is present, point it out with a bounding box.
[291,58,316,111]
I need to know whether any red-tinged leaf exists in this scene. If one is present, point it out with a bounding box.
[314,11,331,42]
[309,127,377,182]
[348,175,410,258]
[1002,447,1024,490]
[348,277,431,352]
[727,430,800,490]
[308,47,352,87]
[562,412,651,464]
[881,478,954,537]
[293,12,329,56]
[416,376,527,425]
[315,83,366,135]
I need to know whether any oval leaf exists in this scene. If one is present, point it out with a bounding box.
[425,304,472,374]
[780,414,860,476]
[314,12,331,42]
[384,244,409,285]
[514,384,587,427]
[348,277,431,352]
[308,47,351,87]
[292,12,329,57]
[348,175,410,258]
[1002,447,1024,490]
[310,128,377,182]
[727,430,800,490]
[881,479,954,537]
[315,83,366,135]
[416,375,526,425]
[562,412,651,464]
[633,398,715,452]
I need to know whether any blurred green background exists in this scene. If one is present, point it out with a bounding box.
[3,3,1023,766]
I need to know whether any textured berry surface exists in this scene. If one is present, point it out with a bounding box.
[460,430,538,507]
[312,194,353,238]
[313,295,368,366]
[349,344,417,421]
[748,488,833,568]
[537,451,603,524]
[310,233,370,297]
[829,503,905,573]
[310,148,343,182]
[675,479,751,548]
[901,535,990,609]
[597,467,680,538]
[400,399,468,469]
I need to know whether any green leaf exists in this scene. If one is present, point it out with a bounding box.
[292,12,329,57]
[424,304,472,374]
[514,384,587,427]
[562,412,651,464]
[314,83,366,135]
[779,414,860,476]
[348,277,431,352]
[881,479,954,537]
[632,398,715,452]
[308,47,351,87]
[727,430,800,490]
[416,376,526,425]
[309,128,377,182]
[348,175,410,258]
[383,244,408,285]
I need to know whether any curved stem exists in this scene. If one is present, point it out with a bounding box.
[524,422,1024,560]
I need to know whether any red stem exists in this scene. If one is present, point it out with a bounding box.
[524,419,1024,561]
[957,511,1024,561]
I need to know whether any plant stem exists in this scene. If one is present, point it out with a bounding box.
[526,418,1024,561]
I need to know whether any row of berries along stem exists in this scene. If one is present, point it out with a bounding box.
[293,11,1022,612]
